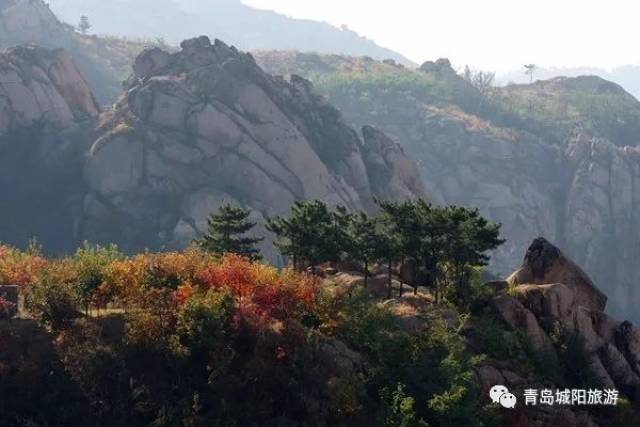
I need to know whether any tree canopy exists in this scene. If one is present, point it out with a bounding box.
[195,204,264,261]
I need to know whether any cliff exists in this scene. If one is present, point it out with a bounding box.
[79,37,426,257]
[255,52,640,322]
[0,44,99,251]
[0,44,99,135]
[474,237,640,426]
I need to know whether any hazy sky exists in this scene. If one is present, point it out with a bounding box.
[244,0,640,72]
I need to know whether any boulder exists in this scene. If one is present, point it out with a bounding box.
[508,238,607,312]
[493,294,554,353]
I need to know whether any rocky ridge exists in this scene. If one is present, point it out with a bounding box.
[255,53,640,322]
[80,36,426,257]
[476,237,640,426]
[0,0,155,103]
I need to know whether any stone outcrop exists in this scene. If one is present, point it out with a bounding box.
[494,238,640,404]
[508,237,607,312]
[0,45,98,253]
[417,116,640,322]
[0,45,100,136]
[80,37,426,257]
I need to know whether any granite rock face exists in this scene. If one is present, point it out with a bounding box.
[508,237,608,312]
[0,44,99,252]
[81,37,426,258]
[0,0,143,103]
[0,45,99,136]
[416,113,640,320]
[496,239,640,403]
[0,0,64,44]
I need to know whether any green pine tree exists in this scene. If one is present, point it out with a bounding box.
[195,204,264,261]
[347,212,380,288]
[266,200,349,272]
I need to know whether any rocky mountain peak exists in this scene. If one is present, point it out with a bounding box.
[522,237,563,279]
[82,37,426,255]
[481,238,640,424]
[508,237,607,312]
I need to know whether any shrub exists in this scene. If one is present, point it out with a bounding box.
[24,260,80,330]
[0,244,47,287]
[72,242,122,313]
[176,290,234,359]
[381,383,426,427]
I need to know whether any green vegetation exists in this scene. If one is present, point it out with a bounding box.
[0,198,509,426]
[496,82,640,145]
[195,203,264,261]
[268,199,504,308]
[286,55,640,148]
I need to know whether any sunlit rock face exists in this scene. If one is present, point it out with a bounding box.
[81,36,427,259]
[0,45,99,137]
[492,239,640,412]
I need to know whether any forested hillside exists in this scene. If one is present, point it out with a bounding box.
[3,200,639,426]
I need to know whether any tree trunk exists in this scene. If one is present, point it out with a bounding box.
[398,256,404,298]
[387,261,392,299]
[363,260,368,289]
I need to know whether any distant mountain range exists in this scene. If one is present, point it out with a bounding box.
[47,0,414,66]
[499,65,640,100]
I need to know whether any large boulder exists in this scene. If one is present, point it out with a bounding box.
[499,238,640,402]
[507,237,607,312]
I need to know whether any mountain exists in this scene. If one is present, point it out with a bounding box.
[255,51,640,322]
[0,45,100,252]
[0,38,425,260]
[47,0,414,66]
[499,65,640,102]
[0,0,163,103]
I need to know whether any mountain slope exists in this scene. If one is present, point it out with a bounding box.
[499,65,640,102]
[0,45,100,252]
[0,0,161,103]
[255,52,640,322]
[48,0,413,66]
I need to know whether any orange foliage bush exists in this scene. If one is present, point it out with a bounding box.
[196,254,318,322]
[1,244,319,338]
[0,245,48,287]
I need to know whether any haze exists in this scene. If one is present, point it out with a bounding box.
[245,0,640,72]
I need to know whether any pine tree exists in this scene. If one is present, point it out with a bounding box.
[347,212,379,288]
[266,200,348,272]
[439,205,505,305]
[196,204,263,261]
[78,16,92,35]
